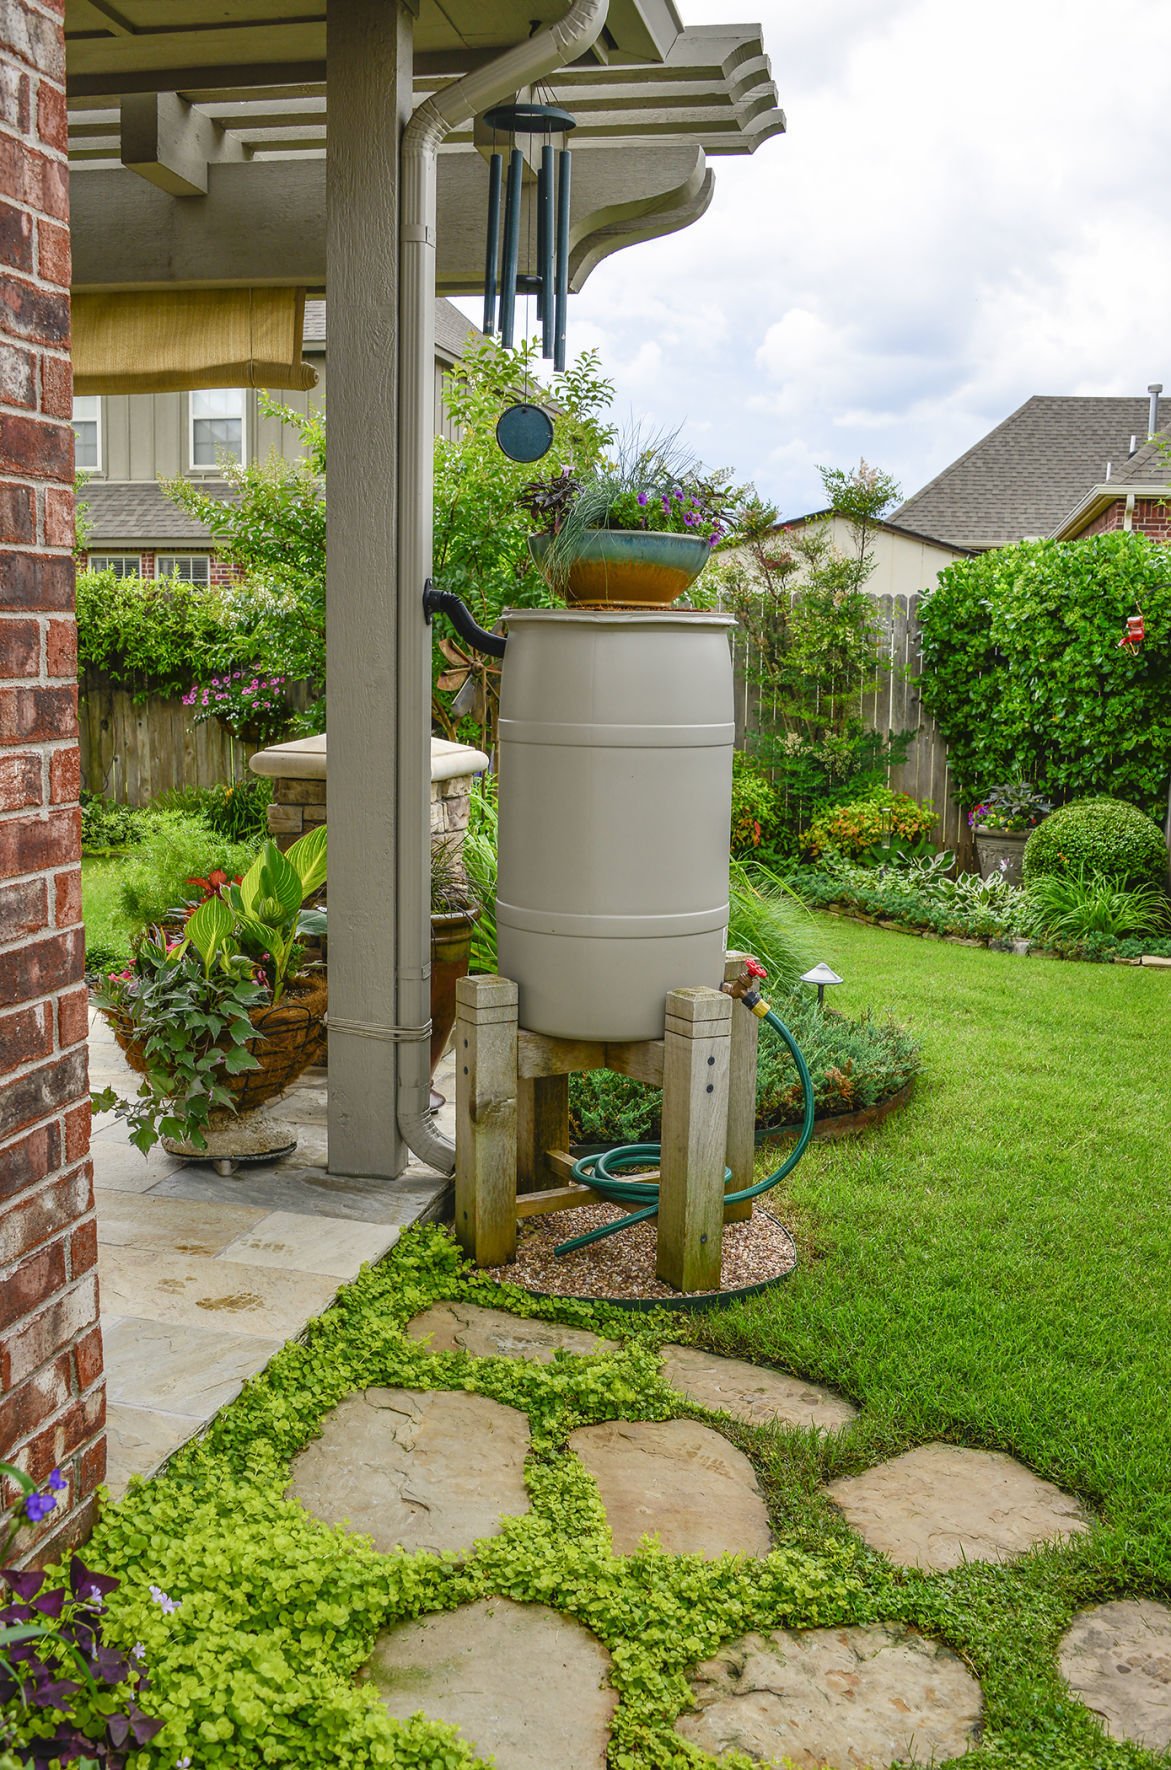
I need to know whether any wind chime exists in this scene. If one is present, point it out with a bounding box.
[480,98,577,463]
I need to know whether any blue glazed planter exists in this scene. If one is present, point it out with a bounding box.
[529,527,711,607]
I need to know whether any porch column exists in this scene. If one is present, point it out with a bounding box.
[325,0,413,1176]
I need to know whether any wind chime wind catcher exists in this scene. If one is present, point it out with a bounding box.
[481,99,577,372]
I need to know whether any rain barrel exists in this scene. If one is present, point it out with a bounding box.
[496,608,735,1041]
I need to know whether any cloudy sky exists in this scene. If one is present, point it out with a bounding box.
[547,0,1171,519]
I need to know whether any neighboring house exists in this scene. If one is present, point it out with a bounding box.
[761,511,972,596]
[895,388,1171,551]
[74,298,477,582]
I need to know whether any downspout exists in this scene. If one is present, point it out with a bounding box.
[397,0,610,1174]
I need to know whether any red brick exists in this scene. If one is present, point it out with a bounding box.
[68,1215,97,1277]
[35,213,69,287]
[0,1239,68,1331]
[0,749,41,810]
[0,1354,73,1452]
[35,80,66,153]
[0,551,73,611]
[0,60,31,133]
[0,873,47,944]
[0,682,78,744]
[35,1387,106,1474]
[0,335,37,408]
[45,620,77,685]
[0,197,33,275]
[0,410,72,478]
[0,480,35,541]
[1,1274,98,1388]
[73,1321,102,1391]
[0,997,51,1073]
[57,986,88,1049]
[0,136,68,221]
[0,613,40,675]
[38,349,70,418]
[0,807,77,876]
[0,272,69,351]
[0,922,83,1010]
[43,484,72,549]
[0,1165,91,1265]
[48,743,78,804]
[0,1121,60,1204]
[0,4,64,82]
[53,866,82,928]
[78,1434,105,1496]
[0,1045,88,1142]
[62,1097,88,1158]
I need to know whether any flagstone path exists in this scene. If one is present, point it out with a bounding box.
[89,1010,455,1498]
[281,1320,1119,1769]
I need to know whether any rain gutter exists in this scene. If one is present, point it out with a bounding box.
[396,0,610,1174]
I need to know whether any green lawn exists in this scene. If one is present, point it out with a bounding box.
[80,853,135,967]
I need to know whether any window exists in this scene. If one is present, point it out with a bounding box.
[88,555,140,578]
[156,554,211,586]
[72,396,101,471]
[190,388,245,469]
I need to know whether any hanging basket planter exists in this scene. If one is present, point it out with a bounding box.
[529,528,712,609]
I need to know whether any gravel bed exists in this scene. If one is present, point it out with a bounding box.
[483,1203,796,1302]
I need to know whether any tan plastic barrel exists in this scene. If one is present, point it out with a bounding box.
[496,609,735,1040]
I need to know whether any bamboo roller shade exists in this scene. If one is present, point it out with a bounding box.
[72,288,318,394]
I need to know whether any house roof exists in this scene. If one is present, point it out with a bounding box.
[894,396,1163,550]
[83,480,230,546]
[300,297,473,357]
[777,509,975,555]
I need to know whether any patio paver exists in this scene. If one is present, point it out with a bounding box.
[89,1013,454,1494]
[568,1418,772,1557]
[661,1344,857,1434]
[406,1300,618,1361]
[824,1443,1089,1571]
[1059,1599,1171,1752]
[367,1598,615,1770]
[675,1621,982,1767]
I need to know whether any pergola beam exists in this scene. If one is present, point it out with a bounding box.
[120,90,247,196]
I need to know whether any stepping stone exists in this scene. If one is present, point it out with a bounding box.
[661,1344,856,1434]
[367,1597,615,1770]
[675,1621,982,1768]
[406,1300,618,1362]
[824,1443,1088,1572]
[1059,1599,1171,1752]
[568,1418,771,1558]
[288,1388,530,1555]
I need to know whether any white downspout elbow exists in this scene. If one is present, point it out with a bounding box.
[396,0,609,1175]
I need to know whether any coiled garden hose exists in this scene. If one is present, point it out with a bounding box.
[553,998,815,1257]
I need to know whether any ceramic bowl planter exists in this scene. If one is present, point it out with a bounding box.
[529,528,711,608]
[973,826,1030,884]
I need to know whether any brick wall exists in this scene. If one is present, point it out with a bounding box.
[1,0,105,1560]
[1078,498,1171,541]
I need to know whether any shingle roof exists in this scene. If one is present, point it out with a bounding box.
[82,479,232,545]
[894,396,1160,550]
[298,297,476,357]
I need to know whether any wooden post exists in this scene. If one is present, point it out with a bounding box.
[454,975,519,1266]
[657,986,732,1293]
[517,1073,569,1194]
[723,951,758,1222]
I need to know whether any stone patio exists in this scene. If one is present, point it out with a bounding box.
[1058,1599,1171,1753]
[89,1009,455,1498]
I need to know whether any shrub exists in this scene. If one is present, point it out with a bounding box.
[1025,868,1171,939]
[76,568,240,701]
[730,753,777,852]
[801,786,936,861]
[1022,798,1168,892]
[727,858,814,993]
[152,778,273,844]
[80,792,149,853]
[117,815,258,932]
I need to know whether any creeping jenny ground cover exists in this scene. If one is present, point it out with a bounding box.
[66,918,1171,1769]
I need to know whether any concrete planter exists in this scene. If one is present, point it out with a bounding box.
[973,826,1030,884]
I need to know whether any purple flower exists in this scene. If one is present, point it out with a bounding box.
[683,512,697,525]
[46,1470,67,1493]
[636,492,648,507]
[149,1583,179,1614]
[132,1642,146,1661]
[672,486,683,500]
[22,1492,56,1524]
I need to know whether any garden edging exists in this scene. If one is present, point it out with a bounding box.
[817,905,1171,967]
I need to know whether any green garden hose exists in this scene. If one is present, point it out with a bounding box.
[553,1002,815,1257]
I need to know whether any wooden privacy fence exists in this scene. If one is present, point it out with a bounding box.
[78,669,256,803]
[727,590,969,855]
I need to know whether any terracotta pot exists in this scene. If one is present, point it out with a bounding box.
[973,826,1030,884]
[528,528,711,608]
[108,973,328,1112]
[430,909,479,1076]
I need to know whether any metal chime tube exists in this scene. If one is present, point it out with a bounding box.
[482,150,503,335]
[499,146,524,347]
[540,143,556,356]
[554,145,571,371]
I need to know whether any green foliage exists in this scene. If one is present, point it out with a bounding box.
[789,856,1036,942]
[727,856,815,992]
[116,815,258,932]
[79,792,150,854]
[918,532,1171,815]
[801,785,936,861]
[76,569,240,702]
[1023,798,1169,892]
[219,829,328,1002]
[729,754,778,852]
[152,778,273,844]
[569,990,920,1143]
[1025,869,1171,940]
[462,780,499,975]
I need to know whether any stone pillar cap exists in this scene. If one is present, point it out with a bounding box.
[249,731,490,783]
